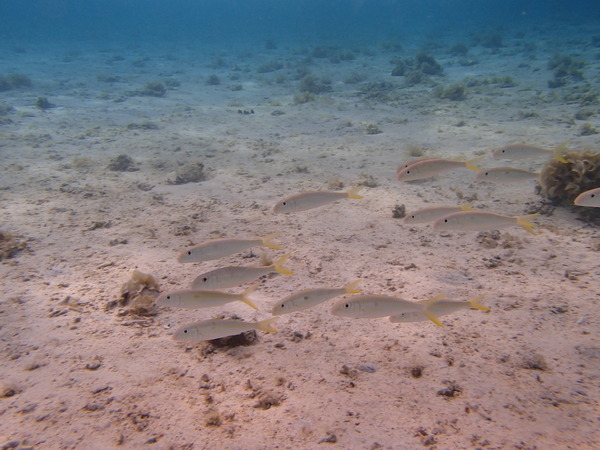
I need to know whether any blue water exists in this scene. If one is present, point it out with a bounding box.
[1,1,599,45]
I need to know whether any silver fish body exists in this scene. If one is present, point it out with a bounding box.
[173,318,277,343]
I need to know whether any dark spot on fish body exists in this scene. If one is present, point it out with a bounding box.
[303,296,309,300]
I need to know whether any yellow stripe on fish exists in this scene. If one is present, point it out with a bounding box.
[433,211,539,235]
[492,142,568,163]
[271,280,362,315]
[273,187,363,213]
[192,253,294,289]
[403,202,476,224]
[173,318,278,343]
[178,232,281,263]
[396,157,482,182]
[475,167,539,183]
[330,294,442,326]
[156,284,259,310]
[390,294,489,323]
[574,187,600,208]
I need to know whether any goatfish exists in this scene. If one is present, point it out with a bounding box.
[178,232,281,263]
[331,294,443,326]
[271,280,362,315]
[192,254,294,289]
[273,187,363,213]
[156,284,259,311]
[475,167,539,183]
[390,294,489,324]
[492,143,568,163]
[574,187,600,208]
[396,157,482,182]
[433,211,538,235]
[173,318,277,343]
[403,201,476,224]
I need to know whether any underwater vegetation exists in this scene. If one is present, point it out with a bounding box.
[206,74,221,86]
[0,230,28,261]
[547,54,585,88]
[132,81,167,97]
[391,52,443,86]
[297,74,332,94]
[257,60,284,73]
[539,150,600,208]
[0,73,32,91]
[432,84,467,101]
[35,97,54,110]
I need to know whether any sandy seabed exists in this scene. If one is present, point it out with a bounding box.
[1,26,599,450]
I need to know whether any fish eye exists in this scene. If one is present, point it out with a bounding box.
[280,304,285,308]
[344,303,350,308]
[187,251,192,256]
[166,295,171,300]
[592,194,596,198]
[282,201,287,206]
[203,277,208,282]
[406,170,411,174]
[411,215,415,219]
[444,219,448,222]
[183,329,188,334]
[484,172,489,176]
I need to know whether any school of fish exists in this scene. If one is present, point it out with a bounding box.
[157,142,598,343]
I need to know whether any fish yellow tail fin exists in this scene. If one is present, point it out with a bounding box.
[553,141,570,163]
[262,232,281,250]
[516,213,539,235]
[468,294,490,311]
[344,280,362,294]
[460,201,477,212]
[241,284,259,310]
[347,186,364,199]
[273,253,294,275]
[424,310,444,327]
[257,317,278,333]
[465,156,485,172]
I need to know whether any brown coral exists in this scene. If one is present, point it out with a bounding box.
[539,150,600,205]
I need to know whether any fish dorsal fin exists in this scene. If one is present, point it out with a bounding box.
[421,293,446,305]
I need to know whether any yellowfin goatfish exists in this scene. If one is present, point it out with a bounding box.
[475,167,539,183]
[433,211,538,235]
[396,157,482,182]
[178,232,281,263]
[192,254,294,289]
[574,187,600,208]
[273,187,363,214]
[173,318,277,343]
[331,294,443,326]
[156,284,259,310]
[492,143,568,163]
[403,202,476,224]
[390,294,489,324]
[271,280,362,315]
